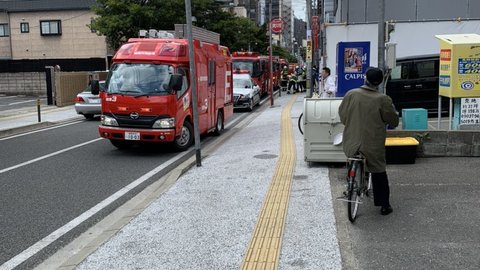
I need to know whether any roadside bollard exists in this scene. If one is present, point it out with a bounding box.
[37,98,41,122]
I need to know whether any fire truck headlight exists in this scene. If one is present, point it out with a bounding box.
[101,115,119,126]
[153,118,175,129]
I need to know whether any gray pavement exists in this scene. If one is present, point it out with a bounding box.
[1,94,479,270]
[0,103,83,138]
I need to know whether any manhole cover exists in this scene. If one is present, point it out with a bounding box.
[253,154,278,159]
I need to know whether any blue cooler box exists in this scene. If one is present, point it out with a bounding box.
[402,108,428,130]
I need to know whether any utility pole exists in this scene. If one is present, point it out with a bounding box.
[269,0,274,106]
[378,0,386,93]
[320,0,326,68]
[185,0,202,166]
[306,0,312,97]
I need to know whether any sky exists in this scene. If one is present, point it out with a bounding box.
[292,0,307,21]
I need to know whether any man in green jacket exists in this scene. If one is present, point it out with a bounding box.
[339,67,399,215]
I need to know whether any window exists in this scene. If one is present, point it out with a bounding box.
[20,22,29,33]
[415,60,436,78]
[208,60,216,85]
[176,68,189,99]
[0,24,9,37]
[40,20,61,36]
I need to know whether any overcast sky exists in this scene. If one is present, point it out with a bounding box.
[292,0,307,21]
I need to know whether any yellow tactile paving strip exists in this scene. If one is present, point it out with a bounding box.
[240,95,297,270]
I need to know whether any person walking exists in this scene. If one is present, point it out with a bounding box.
[320,67,336,98]
[338,67,399,215]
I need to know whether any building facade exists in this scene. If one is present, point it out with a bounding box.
[336,0,480,23]
[0,0,108,72]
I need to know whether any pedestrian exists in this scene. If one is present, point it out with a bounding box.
[338,67,399,215]
[312,65,319,90]
[287,73,297,94]
[320,67,336,98]
[281,66,289,91]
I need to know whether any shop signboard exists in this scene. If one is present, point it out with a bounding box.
[336,41,370,97]
[436,34,480,98]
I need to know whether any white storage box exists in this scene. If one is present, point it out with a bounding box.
[303,97,346,163]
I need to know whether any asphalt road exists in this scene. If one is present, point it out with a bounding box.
[0,120,186,268]
[328,157,480,270]
[0,107,250,269]
[0,96,46,113]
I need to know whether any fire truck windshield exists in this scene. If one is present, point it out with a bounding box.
[106,63,173,95]
[233,61,262,77]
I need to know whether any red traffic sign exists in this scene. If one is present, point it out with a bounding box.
[270,18,284,34]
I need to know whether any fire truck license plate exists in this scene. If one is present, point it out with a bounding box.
[124,132,140,140]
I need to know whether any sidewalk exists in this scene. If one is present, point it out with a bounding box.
[0,104,83,137]
[33,93,342,270]
[2,94,479,269]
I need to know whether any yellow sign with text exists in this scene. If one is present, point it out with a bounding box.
[436,34,480,98]
[306,40,312,62]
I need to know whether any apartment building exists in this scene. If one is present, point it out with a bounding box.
[0,0,108,72]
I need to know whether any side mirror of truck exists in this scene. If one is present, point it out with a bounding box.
[90,80,100,95]
[169,74,183,92]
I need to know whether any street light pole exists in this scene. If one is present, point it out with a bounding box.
[378,0,386,93]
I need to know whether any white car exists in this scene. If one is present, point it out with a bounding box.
[74,81,105,119]
[233,72,261,111]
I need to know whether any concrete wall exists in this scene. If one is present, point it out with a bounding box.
[0,72,46,96]
[387,130,480,157]
[0,71,108,106]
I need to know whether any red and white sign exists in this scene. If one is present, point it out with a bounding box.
[270,18,283,34]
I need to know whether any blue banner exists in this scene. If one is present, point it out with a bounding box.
[336,42,370,97]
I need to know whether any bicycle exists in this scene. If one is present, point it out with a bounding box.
[343,153,372,223]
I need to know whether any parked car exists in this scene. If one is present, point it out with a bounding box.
[386,55,449,116]
[233,71,261,111]
[74,81,105,119]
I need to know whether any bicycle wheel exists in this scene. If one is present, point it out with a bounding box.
[347,161,363,222]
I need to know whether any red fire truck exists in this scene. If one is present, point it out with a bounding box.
[93,26,233,151]
[232,51,269,96]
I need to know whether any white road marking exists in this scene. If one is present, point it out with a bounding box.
[0,150,186,270]
[0,138,103,174]
[0,121,83,141]
[8,100,37,106]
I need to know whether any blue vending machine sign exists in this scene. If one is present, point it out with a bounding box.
[336,41,370,97]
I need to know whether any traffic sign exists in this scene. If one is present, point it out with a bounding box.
[270,18,283,34]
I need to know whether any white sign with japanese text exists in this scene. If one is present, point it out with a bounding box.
[460,97,480,125]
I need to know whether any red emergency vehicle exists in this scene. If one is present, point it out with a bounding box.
[94,28,233,151]
[232,51,269,96]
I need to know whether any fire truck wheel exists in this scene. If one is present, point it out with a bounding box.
[83,114,95,120]
[110,140,132,149]
[213,110,224,136]
[174,121,193,151]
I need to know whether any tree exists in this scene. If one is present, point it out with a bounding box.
[210,17,266,52]
[89,0,266,52]
[272,45,296,63]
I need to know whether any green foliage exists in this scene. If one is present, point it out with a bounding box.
[272,45,296,63]
[210,17,266,52]
[89,0,294,62]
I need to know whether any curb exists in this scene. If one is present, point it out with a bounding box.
[33,101,269,270]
